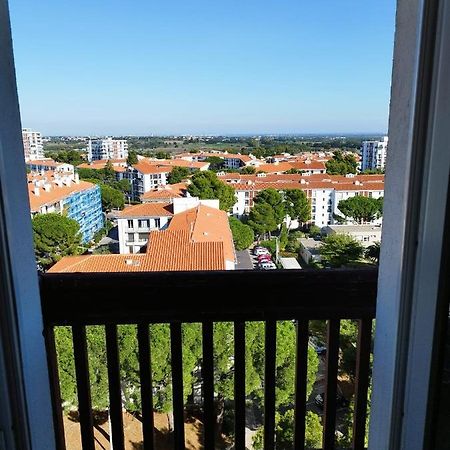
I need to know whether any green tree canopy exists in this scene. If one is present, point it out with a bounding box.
[254,188,286,225]
[205,156,224,171]
[126,150,138,165]
[32,213,82,268]
[284,189,311,226]
[365,241,381,263]
[45,149,84,166]
[247,202,278,238]
[167,166,190,184]
[338,196,383,224]
[187,171,236,211]
[325,150,358,175]
[320,233,364,267]
[240,166,256,174]
[229,217,254,250]
[99,184,125,212]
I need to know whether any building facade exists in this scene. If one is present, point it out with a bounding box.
[361,136,388,171]
[28,173,104,242]
[87,138,128,162]
[22,128,44,161]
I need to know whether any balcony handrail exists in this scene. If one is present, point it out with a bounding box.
[40,268,377,326]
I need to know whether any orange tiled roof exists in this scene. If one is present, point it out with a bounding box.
[140,182,188,201]
[168,204,234,264]
[117,203,173,218]
[132,160,172,174]
[252,162,294,173]
[28,177,97,212]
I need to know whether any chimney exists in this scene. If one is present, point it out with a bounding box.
[74,173,80,184]
[34,187,40,196]
[43,183,51,192]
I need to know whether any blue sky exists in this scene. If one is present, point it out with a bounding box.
[9,0,396,135]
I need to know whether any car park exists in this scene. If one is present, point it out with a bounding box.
[259,261,277,270]
[257,254,272,262]
[254,247,271,256]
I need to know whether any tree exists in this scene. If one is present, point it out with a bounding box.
[325,150,358,175]
[254,189,285,225]
[103,160,116,182]
[337,196,382,224]
[32,213,82,268]
[279,223,289,251]
[187,171,236,211]
[320,233,364,267]
[99,184,125,211]
[205,156,224,171]
[229,217,254,250]
[167,166,190,184]
[247,202,278,239]
[127,150,138,165]
[240,166,256,174]
[284,189,310,228]
[365,241,381,263]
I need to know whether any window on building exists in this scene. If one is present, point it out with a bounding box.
[127,233,134,242]
[155,218,161,228]
[127,219,133,228]
[138,219,150,228]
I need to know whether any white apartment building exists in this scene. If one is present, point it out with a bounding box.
[22,128,44,161]
[87,138,128,162]
[361,136,388,171]
[26,159,74,175]
[116,197,220,254]
[123,160,171,200]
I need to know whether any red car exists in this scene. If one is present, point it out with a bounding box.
[257,254,272,262]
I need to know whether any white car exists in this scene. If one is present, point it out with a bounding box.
[254,247,271,256]
[259,261,277,270]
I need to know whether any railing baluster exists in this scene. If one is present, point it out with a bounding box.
[105,324,124,450]
[234,321,246,450]
[72,325,95,450]
[170,322,185,449]
[323,319,340,450]
[138,324,155,450]
[352,318,372,449]
[202,321,215,450]
[264,320,276,450]
[43,326,66,450]
[294,319,309,450]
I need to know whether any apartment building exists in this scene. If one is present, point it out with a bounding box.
[22,128,44,161]
[361,136,388,171]
[26,159,74,175]
[28,172,104,242]
[116,197,220,254]
[219,172,384,228]
[87,137,128,162]
[50,201,235,271]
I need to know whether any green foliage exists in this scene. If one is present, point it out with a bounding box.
[365,241,381,263]
[254,189,286,224]
[167,166,190,184]
[99,184,125,211]
[229,217,255,250]
[240,166,256,174]
[32,213,82,268]
[45,149,84,166]
[325,150,358,175]
[361,168,384,174]
[253,410,323,449]
[284,189,311,225]
[259,239,277,254]
[155,151,171,159]
[279,223,289,251]
[338,196,383,223]
[187,171,236,211]
[248,203,279,238]
[307,224,321,237]
[126,150,138,165]
[205,156,224,171]
[320,234,364,267]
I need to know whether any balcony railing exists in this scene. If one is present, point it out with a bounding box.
[40,268,377,450]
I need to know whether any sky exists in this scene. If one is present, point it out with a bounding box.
[9,0,396,136]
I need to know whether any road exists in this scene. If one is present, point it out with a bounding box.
[236,250,254,270]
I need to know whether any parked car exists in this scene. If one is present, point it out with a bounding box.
[257,254,272,262]
[259,261,277,270]
[314,392,350,409]
[308,336,327,355]
[254,247,271,256]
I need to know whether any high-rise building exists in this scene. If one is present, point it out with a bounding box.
[361,136,388,171]
[22,128,44,161]
[87,137,128,162]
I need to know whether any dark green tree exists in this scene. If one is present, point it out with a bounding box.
[365,241,381,263]
[338,196,382,224]
[325,150,358,175]
[103,160,116,182]
[205,156,224,171]
[99,184,125,211]
[126,150,138,165]
[279,223,289,251]
[247,202,278,239]
[32,213,82,268]
[240,166,256,174]
[187,171,236,211]
[229,217,254,250]
[167,166,190,184]
[254,188,285,225]
[320,234,364,267]
[284,189,311,228]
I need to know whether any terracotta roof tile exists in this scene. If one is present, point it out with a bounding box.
[117,203,173,218]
